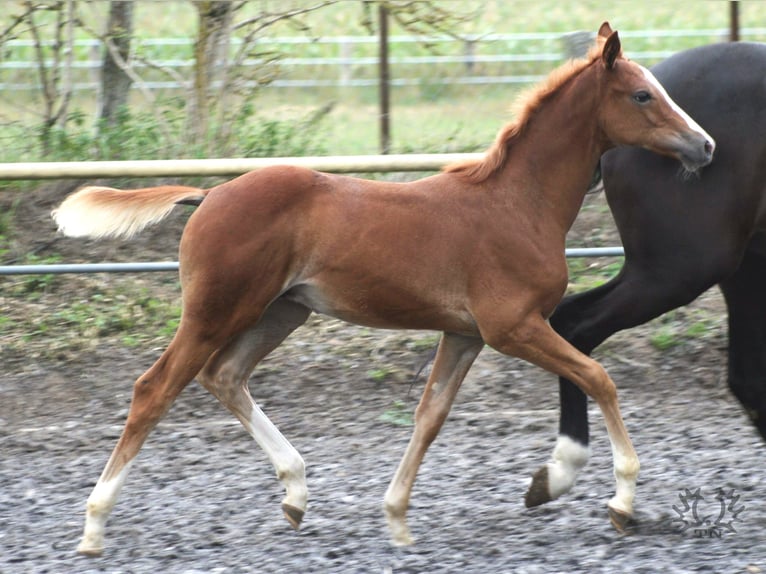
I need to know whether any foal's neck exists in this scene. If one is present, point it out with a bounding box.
[499,65,609,235]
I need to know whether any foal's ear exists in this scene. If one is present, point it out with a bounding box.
[601,31,621,70]
[598,21,614,39]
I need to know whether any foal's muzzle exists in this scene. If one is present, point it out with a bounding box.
[677,132,716,172]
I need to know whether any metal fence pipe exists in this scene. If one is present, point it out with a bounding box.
[0,262,180,275]
[564,247,624,258]
[0,248,625,276]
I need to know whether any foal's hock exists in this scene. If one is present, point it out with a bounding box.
[53,23,714,555]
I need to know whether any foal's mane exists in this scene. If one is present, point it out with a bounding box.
[445,44,607,183]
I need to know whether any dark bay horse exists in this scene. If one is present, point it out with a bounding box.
[525,42,766,509]
[52,24,714,555]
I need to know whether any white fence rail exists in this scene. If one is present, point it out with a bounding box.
[4,29,765,91]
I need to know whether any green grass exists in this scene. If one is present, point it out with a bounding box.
[3,1,766,161]
[566,258,623,294]
[648,308,724,351]
[379,400,414,427]
[368,367,396,382]
[1,275,182,356]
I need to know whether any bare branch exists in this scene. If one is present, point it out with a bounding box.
[76,12,174,141]
[76,14,158,105]
[0,2,40,45]
[231,1,340,35]
[26,2,54,122]
[376,1,477,41]
[54,0,75,129]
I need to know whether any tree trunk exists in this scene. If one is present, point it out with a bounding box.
[28,0,76,153]
[190,1,233,146]
[99,1,134,127]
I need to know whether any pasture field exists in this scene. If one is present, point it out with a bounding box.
[3,1,766,158]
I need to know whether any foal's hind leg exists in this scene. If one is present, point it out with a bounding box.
[78,327,219,556]
[384,332,484,546]
[197,299,311,529]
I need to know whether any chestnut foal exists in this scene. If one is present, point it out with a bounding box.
[53,24,714,555]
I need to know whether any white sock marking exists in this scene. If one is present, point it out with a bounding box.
[546,435,590,499]
[79,462,133,553]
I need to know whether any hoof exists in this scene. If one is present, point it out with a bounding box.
[391,532,414,547]
[77,543,104,557]
[524,466,553,508]
[282,503,305,530]
[388,521,414,547]
[384,506,414,546]
[608,506,636,533]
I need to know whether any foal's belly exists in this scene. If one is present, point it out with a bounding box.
[281,282,479,335]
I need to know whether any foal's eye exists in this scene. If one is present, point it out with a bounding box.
[633,91,652,104]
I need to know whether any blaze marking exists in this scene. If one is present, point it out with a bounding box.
[639,65,715,147]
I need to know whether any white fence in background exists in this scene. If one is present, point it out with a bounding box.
[3,29,765,91]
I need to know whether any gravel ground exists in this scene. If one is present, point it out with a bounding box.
[2,310,764,574]
[2,184,764,572]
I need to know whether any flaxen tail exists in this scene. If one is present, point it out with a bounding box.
[52,185,208,239]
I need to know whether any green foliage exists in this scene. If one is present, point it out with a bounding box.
[234,102,330,158]
[367,367,395,382]
[650,327,681,351]
[2,277,183,356]
[379,400,414,427]
[0,101,331,195]
[567,258,623,293]
[10,100,330,166]
[648,308,723,351]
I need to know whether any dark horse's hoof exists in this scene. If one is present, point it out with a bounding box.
[282,503,305,530]
[524,466,553,508]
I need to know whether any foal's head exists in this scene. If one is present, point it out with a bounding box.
[595,22,715,172]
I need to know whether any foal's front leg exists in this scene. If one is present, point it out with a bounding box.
[384,332,484,545]
[481,314,639,530]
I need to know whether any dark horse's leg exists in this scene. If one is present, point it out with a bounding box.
[524,40,766,508]
[526,155,749,507]
[720,238,766,439]
[525,263,721,507]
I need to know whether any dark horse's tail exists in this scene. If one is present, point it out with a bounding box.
[587,161,604,194]
[52,184,208,240]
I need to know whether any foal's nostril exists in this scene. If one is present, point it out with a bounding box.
[704,140,714,156]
